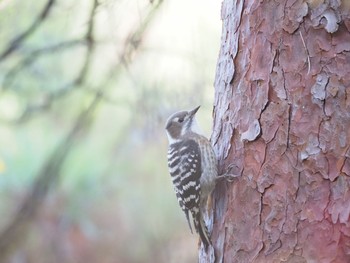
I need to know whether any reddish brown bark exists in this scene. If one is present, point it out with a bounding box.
[202,0,350,262]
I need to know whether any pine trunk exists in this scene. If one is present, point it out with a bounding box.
[201,1,350,262]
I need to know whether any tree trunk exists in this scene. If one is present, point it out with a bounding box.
[202,0,350,262]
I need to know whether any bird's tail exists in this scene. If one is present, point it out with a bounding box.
[192,209,211,250]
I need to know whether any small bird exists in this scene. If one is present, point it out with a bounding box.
[165,106,217,249]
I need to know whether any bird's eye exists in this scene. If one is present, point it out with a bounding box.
[178,118,184,123]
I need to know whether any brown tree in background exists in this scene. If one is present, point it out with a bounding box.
[202,0,350,262]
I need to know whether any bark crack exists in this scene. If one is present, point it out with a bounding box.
[258,192,263,226]
[299,30,311,74]
[339,145,350,174]
[295,171,301,200]
[281,192,288,234]
[292,216,302,257]
[317,118,323,153]
[286,103,292,150]
[323,180,332,218]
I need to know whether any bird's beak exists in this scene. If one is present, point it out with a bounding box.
[188,105,200,117]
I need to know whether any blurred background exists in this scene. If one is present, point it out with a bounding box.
[0,0,221,262]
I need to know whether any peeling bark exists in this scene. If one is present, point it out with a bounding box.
[203,0,350,262]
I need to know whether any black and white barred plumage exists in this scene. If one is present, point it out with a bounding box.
[168,140,201,231]
[165,106,217,249]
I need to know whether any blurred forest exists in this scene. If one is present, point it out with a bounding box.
[0,0,221,262]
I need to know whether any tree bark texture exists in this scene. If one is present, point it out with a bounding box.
[204,0,350,262]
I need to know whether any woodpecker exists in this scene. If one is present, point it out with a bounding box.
[165,106,217,249]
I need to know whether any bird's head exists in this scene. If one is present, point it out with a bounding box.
[165,106,201,144]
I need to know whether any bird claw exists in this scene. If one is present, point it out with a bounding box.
[225,163,236,174]
[216,173,238,182]
[217,163,240,182]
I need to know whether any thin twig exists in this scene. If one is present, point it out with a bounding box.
[1,0,100,124]
[0,0,164,124]
[0,1,101,260]
[2,39,86,89]
[76,0,99,85]
[0,2,165,257]
[0,0,56,62]
[0,85,102,262]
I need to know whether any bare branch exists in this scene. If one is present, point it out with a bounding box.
[0,0,164,124]
[2,39,86,89]
[0,2,166,259]
[120,0,163,65]
[0,0,56,62]
[76,0,99,85]
[0,87,102,262]
[0,1,102,258]
[1,0,100,124]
